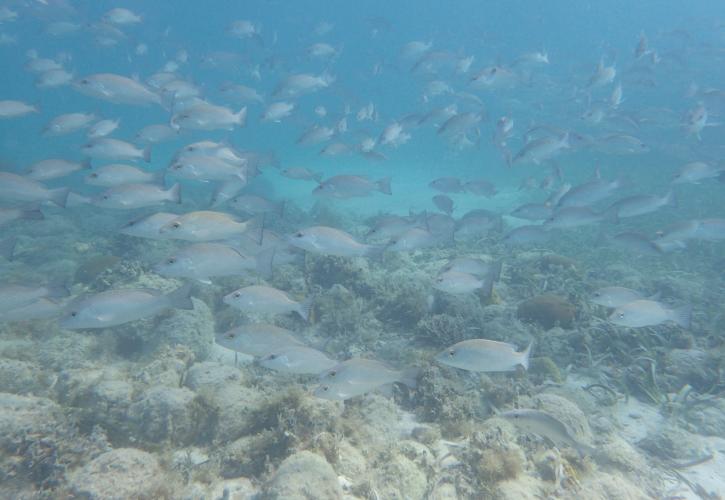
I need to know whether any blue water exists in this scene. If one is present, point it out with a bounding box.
[2,0,725,498]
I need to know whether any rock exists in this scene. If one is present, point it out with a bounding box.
[370,451,428,500]
[0,358,50,395]
[205,477,259,500]
[68,448,168,500]
[184,361,243,391]
[263,450,342,500]
[209,384,264,443]
[127,386,214,445]
[155,297,215,360]
[517,294,576,329]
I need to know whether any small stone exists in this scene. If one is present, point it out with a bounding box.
[263,450,342,500]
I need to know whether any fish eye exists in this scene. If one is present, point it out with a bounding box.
[329,370,337,377]
[80,79,89,84]
[618,313,625,319]
[593,292,600,297]
[321,385,329,392]
[167,257,176,264]
[173,164,182,170]
[448,349,455,357]
[102,195,109,200]
[295,232,303,238]
[268,354,277,360]
[70,311,77,317]
[90,173,98,178]
[172,222,181,229]
[233,292,241,298]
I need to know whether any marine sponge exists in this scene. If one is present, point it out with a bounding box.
[516,294,576,329]
[528,356,563,384]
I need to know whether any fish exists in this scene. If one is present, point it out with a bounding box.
[0,298,63,323]
[312,175,391,198]
[273,73,334,99]
[155,243,265,282]
[60,284,194,329]
[230,195,284,215]
[512,133,569,165]
[609,232,664,255]
[436,339,532,372]
[314,358,418,400]
[171,103,247,131]
[0,172,69,207]
[609,300,691,328]
[429,177,464,193]
[386,227,447,252]
[455,209,502,238]
[87,119,120,138]
[0,284,69,314]
[92,183,180,209]
[261,101,295,122]
[544,206,617,229]
[103,7,142,25]
[210,179,248,207]
[36,69,73,89]
[365,214,419,240]
[168,155,248,182]
[511,203,553,221]
[281,167,322,182]
[215,323,302,357]
[219,83,265,103]
[590,286,648,308]
[74,73,162,106]
[82,138,151,163]
[0,100,39,118]
[500,409,595,456]
[441,258,502,280]
[463,180,497,197]
[259,345,338,375]
[159,211,259,242]
[0,207,43,226]
[432,195,454,215]
[608,191,674,218]
[694,218,725,241]
[289,226,382,258]
[556,177,625,208]
[433,271,492,295]
[136,124,177,144]
[671,162,725,184]
[119,212,178,240]
[43,112,96,136]
[588,58,616,87]
[85,164,160,187]
[27,158,91,181]
[223,285,311,321]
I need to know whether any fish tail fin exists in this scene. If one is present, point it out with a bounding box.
[520,341,534,370]
[49,187,70,208]
[236,106,248,127]
[664,189,677,208]
[245,213,266,246]
[489,259,503,282]
[143,145,152,163]
[376,176,392,195]
[167,283,194,310]
[167,183,181,204]
[0,237,16,260]
[297,298,313,322]
[398,367,420,389]
[276,200,286,218]
[672,304,692,329]
[81,157,93,170]
[312,171,324,183]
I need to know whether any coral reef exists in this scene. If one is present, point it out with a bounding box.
[516,294,577,329]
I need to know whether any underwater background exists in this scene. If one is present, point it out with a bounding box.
[1,0,725,498]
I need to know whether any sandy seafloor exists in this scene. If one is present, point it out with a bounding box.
[1,155,725,500]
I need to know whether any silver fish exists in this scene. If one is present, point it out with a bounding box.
[314,358,418,400]
[609,300,691,328]
[223,285,310,320]
[215,323,302,357]
[512,133,569,165]
[155,243,262,282]
[60,284,193,329]
[119,212,178,239]
[0,284,69,313]
[43,112,96,136]
[74,73,162,106]
[171,102,247,131]
[82,138,151,163]
[502,225,550,245]
[85,164,160,187]
[259,345,337,375]
[168,155,248,182]
[93,183,180,209]
[500,409,595,456]
[27,158,91,181]
[436,339,532,372]
[0,100,38,118]
[671,162,725,184]
[433,271,490,295]
[287,226,379,258]
[0,172,69,207]
[159,211,258,242]
[0,207,43,226]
